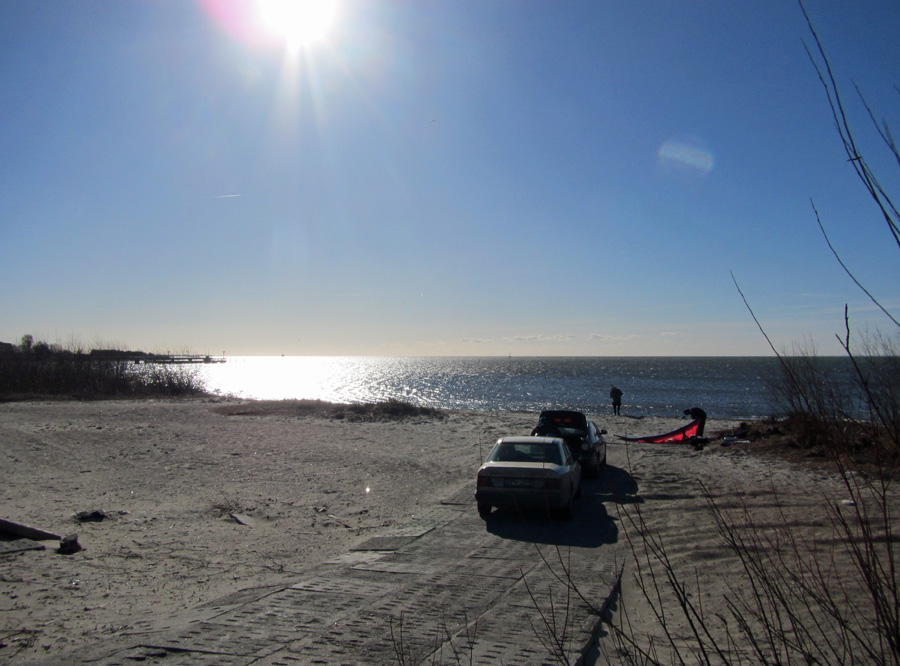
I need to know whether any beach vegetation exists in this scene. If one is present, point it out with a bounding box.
[212,398,445,421]
[0,334,206,400]
[335,398,446,422]
[598,4,900,664]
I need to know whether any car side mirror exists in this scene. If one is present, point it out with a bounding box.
[600,429,608,435]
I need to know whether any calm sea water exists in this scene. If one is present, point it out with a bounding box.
[198,356,858,420]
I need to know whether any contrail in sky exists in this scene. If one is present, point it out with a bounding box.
[213,194,242,198]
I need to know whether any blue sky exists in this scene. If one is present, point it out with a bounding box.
[2,1,898,356]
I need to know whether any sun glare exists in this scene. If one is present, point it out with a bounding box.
[258,0,338,50]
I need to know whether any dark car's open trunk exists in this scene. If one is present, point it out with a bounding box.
[538,410,588,445]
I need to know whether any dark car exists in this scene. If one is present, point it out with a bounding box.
[533,410,607,478]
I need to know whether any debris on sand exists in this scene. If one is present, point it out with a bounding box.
[74,509,109,523]
[230,513,256,527]
[57,534,83,554]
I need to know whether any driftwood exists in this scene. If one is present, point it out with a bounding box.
[0,517,61,541]
[230,513,256,528]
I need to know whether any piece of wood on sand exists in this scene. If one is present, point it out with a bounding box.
[230,513,256,528]
[0,517,61,541]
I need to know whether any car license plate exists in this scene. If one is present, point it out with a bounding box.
[505,478,534,488]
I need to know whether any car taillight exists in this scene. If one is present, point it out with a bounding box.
[543,478,562,489]
[477,476,493,487]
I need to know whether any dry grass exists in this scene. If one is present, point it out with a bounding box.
[711,416,900,475]
[211,398,446,422]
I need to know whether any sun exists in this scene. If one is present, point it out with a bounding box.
[257,0,338,50]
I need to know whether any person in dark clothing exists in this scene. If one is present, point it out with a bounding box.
[610,386,623,416]
[684,407,707,436]
[531,416,561,437]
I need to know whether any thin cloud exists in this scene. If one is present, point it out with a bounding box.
[504,334,578,344]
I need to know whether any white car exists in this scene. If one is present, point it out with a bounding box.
[475,436,581,519]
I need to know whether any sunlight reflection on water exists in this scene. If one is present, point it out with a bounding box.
[193,355,841,419]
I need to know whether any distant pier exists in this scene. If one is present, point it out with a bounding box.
[88,350,225,364]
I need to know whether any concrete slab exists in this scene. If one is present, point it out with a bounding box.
[33,477,623,666]
[351,535,420,551]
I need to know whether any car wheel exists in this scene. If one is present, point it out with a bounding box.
[477,503,492,518]
[574,479,582,499]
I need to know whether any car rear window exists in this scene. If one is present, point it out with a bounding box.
[491,442,562,465]
[542,413,587,437]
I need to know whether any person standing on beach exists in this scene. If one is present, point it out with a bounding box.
[684,406,707,436]
[610,386,623,416]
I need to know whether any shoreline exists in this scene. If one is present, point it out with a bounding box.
[0,393,769,423]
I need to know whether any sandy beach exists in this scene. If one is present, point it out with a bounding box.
[0,399,869,664]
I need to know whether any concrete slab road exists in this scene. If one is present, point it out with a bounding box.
[35,467,633,666]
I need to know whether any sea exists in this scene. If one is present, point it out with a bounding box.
[197,356,859,421]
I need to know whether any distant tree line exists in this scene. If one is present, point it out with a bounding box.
[0,334,206,399]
